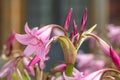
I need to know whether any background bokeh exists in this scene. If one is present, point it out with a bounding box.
[0,0,120,71]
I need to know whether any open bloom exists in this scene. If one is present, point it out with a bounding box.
[15,23,57,69]
[16,23,52,57]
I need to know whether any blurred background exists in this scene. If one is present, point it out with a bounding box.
[0,0,120,70]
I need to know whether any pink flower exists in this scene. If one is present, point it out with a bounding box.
[76,51,105,75]
[16,23,52,56]
[51,63,66,72]
[110,47,120,69]
[0,58,18,80]
[15,23,55,69]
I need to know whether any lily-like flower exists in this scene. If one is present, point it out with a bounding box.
[0,58,19,80]
[110,47,120,69]
[15,23,57,69]
[16,23,54,57]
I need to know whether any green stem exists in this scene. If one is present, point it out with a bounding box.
[65,64,74,76]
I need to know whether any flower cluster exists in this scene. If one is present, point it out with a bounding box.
[0,8,120,80]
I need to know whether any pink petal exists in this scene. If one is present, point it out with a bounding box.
[31,27,39,35]
[28,55,40,67]
[24,45,36,57]
[64,8,73,31]
[98,38,110,57]
[52,28,65,36]
[0,59,16,77]
[15,34,33,45]
[25,22,31,35]
[23,58,35,76]
[38,27,52,41]
[51,63,66,72]
[110,47,120,68]
[91,33,110,56]
[37,25,56,41]
[84,69,107,80]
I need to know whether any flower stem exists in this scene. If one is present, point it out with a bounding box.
[36,67,43,80]
[65,64,74,76]
[40,70,43,80]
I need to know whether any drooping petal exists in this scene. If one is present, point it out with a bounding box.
[64,8,73,31]
[86,33,110,57]
[110,47,120,68]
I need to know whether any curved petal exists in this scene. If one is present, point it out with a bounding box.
[25,22,31,35]
[15,34,33,45]
[24,45,36,57]
[0,59,16,77]
[37,25,53,41]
